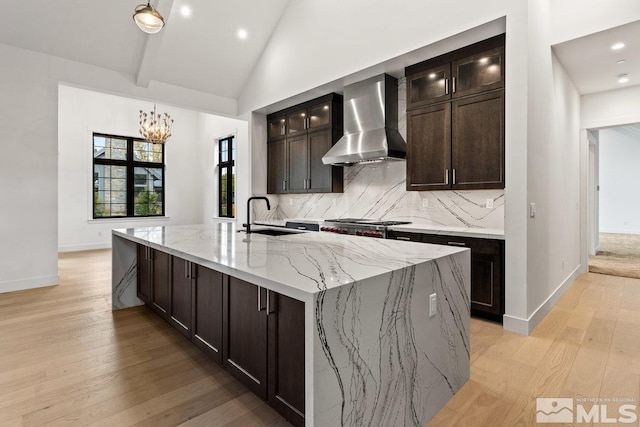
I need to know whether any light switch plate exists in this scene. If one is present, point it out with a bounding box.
[486,198,494,209]
[422,199,429,208]
[530,203,536,218]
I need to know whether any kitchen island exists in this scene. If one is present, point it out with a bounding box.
[112,222,470,426]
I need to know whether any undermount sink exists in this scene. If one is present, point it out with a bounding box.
[249,228,302,236]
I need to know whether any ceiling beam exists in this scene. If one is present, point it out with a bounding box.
[135,0,174,88]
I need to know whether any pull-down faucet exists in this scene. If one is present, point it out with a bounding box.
[244,196,271,234]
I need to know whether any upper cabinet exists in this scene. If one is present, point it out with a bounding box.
[267,93,343,194]
[406,34,505,191]
[407,37,504,110]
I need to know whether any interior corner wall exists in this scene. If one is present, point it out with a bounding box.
[598,128,640,234]
[522,0,581,332]
[0,41,238,293]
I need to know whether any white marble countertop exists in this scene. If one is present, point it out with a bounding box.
[113,222,466,301]
[388,223,505,240]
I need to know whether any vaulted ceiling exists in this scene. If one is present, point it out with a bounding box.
[1,1,639,105]
[0,0,290,99]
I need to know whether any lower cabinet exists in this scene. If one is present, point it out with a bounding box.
[268,291,306,426]
[223,276,269,398]
[193,265,224,364]
[387,230,505,322]
[135,246,305,426]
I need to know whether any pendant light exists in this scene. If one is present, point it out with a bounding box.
[139,104,173,144]
[133,2,165,34]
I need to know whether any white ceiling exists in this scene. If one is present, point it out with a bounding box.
[553,19,640,95]
[1,2,638,103]
[0,0,290,99]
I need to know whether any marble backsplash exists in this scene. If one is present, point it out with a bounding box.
[254,77,505,231]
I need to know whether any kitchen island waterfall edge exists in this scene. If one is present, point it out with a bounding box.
[111,223,470,426]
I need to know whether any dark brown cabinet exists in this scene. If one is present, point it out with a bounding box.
[407,103,451,191]
[452,91,504,189]
[150,251,170,317]
[223,276,269,399]
[136,247,305,426]
[267,139,287,194]
[136,245,152,304]
[387,230,504,322]
[267,93,343,194]
[192,265,224,364]
[268,291,305,426]
[170,257,193,338]
[405,34,505,191]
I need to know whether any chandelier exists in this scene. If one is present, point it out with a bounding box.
[133,2,165,34]
[139,104,173,144]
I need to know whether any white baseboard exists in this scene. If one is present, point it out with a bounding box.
[503,265,581,336]
[0,275,59,294]
[58,242,111,252]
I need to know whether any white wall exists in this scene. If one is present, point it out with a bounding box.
[0,40,240,293]
[598,127,640,234]
[582,85,640,129]
[510,0,582,333]
[550,0,640,44]
[58,85,248,251]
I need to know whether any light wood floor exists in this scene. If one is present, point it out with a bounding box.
[1,251,639,426]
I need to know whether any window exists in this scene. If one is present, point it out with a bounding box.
[218,136,235,217]
[93,133,165,218]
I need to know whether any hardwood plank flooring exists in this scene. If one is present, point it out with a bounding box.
[1,250,639,426]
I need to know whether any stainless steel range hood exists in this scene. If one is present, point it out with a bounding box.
[322,74,406,166]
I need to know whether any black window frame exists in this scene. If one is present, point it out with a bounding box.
[218,136,235,218]
[92,132,166,219]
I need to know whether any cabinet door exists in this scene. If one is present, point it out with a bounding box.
[406,103,451,191]
[136,244,151,303]
[307,100,332,132]
[469,239,503,321]
[267,140,287,194]
[452,46,504,98]
[287,108,308,136]
[170,256,192,338]
[452,91,504,189]
[267,115,287,141]
[268,292,305,426]
[151,250,170,317]
[406,63,451,109]
[223,277,268,399]
[307,130,333,193]
[287,134,308,194]
[193,265,224,364]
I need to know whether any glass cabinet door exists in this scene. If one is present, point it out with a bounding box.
[287,109,308,135]
[452,47,504,98]
[407,64,451,108]
[267,115,286,140]
[307,101,331,131]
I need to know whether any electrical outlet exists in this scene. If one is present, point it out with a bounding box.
[429,293,437,317]
[530,203,536,218]
[422,199,429,208]
[486,198,494,209]
[289,198,293,205]
[333,199,337,206]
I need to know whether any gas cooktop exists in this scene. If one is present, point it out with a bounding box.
[321,218,411,238]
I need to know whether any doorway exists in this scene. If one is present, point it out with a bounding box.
[587,124,640,279]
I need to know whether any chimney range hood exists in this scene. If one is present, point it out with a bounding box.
[322,74,406,166]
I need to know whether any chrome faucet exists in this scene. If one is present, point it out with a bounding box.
[244,196,271,234]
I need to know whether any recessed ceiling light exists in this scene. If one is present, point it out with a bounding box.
[618,73,630,84]
[237,28,248,40]
[611,42,626,51]
[180,5,192,17]
[617,59,627,64]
